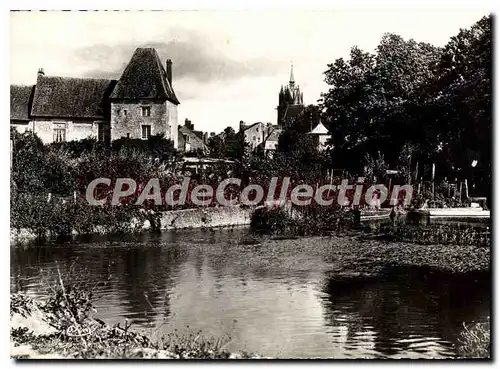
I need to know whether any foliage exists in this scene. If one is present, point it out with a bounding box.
[111,133,182,164]
[207,127,249,161]
[363,221,491,248]
[10,132,175,237]
[319,16,491,195]
[10,192,162,237]
[363,151,388,181]
[457,321,490,358]
[251,204,354,237]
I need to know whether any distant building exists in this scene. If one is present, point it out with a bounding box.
[10,47,180,148]
[239,120,281,153]
[307,119,331,151]
[277,64,304,128]
[178,119,209,154]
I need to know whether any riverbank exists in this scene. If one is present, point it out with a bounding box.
[10,293,260,359]
[11,205,253,245]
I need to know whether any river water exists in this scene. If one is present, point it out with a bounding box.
[10,226,490,359]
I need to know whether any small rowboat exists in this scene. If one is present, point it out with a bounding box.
[359,209,393,221]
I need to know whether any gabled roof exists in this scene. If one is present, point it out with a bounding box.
[178,125,209,153]
[31,75,116,119]
[110,48,180,104]
[241,122,262,132]
[308,121,329,135]
[10,85,34,121]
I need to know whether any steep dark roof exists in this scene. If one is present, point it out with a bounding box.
[284,104,304,120]
[10,85,34,121]
[31,75,116,119]
[110,48,179,104]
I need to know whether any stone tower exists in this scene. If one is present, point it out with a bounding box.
[109,48,180,148]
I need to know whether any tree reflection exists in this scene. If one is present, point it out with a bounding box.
[320,267,490,357]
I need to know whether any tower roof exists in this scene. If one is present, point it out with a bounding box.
[308,120,329,135]
[110,48,179,104]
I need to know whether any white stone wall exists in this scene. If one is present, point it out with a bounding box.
[167,101,178,149]
[29,119,97,144]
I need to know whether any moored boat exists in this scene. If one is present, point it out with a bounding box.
[359,208,393,221]
[411,201,490,218]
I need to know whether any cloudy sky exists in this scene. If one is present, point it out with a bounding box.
[10,10,489,133]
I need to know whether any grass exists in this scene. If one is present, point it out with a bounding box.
[457,321,490,358]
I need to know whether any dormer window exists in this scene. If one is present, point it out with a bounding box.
[141,106,151,117]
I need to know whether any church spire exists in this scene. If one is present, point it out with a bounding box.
[289,63,295,87]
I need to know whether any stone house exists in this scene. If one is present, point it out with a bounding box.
[178,119,209,154]
[10,47,180,148]
[239,121,281,153]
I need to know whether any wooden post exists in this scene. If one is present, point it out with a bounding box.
[414,162,419,184]
[431,163,435,198]
[464,179,469,199]
[459,181,463,203]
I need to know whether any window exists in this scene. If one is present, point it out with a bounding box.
[141,106,151,117]
[123,109,128,116]
[53,123,66,143]
[97,122,110,142]
[141,125,151,140]
[184,134,190,143]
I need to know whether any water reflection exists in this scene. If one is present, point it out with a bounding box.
[320,267,490,357]
[10,227,490,358]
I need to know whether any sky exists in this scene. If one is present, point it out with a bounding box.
[10,10,489,133]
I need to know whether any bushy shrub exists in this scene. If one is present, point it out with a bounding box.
[251,203,353,236]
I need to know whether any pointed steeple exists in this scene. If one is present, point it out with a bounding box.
[289,63,295,87]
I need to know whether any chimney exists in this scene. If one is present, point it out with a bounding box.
[37,68,45,77]
[239,120,245,132]
[166,59,172,86]
[184,118,193,130]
